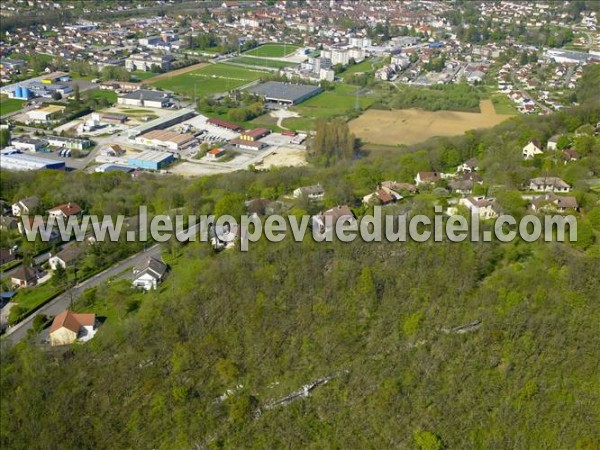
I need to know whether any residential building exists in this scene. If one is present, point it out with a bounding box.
[47,202,82,220]
[294,184,325,201]
[312,205,356,233]
[531,193,579,213]
[12,196,39,216]
[132,257,168,290]
[48,245,85,270]
[125,54,174,72]
[459,196,501,219]
[528,177,571,193]
[11,266,37,288]
[522,140,543,159]
[49,310,98,346]
[415,171,442,185]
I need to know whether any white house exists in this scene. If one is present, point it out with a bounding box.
[459,196,501,220]
[362,185,403,205]
[522,140,543,159]
[132,257,168,290]
[48,245,85,270]
[293,184,325,201]
[456,158,479,173]
[531,193,579,213]
[528,177,571,193]
[415,172,443,185]
[312,205,356,233]
[547,135,560,150]
[11,196,39,216]
[47,202,82,220]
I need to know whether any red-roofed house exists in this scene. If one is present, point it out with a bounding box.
[49,310,98,346]
[47,202,82,220]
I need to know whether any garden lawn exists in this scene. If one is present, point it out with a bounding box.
[0,95,25,115]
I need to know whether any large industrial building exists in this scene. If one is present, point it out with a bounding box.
[27,105,66,123]
[126,107,197,139]
[117,89,173,109]
[247,81,322,105]
[47,136,92,151]
[0,149,66,171]
[127,150,174,170]
[135,129,196,151]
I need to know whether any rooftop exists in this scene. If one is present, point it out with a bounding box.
[247,81,322,102]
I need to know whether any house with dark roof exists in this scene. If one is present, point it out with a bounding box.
[0,248,17,266]
[11,196,39,216]
[456,158,479,173]
[415,171,442,185]
[562,148,580,163]
[528,177,571,193]
[293,184,325,201]
[132,257,168,290]
[49,245,85,270]
[0,215,19,231]
[49,310,97,346]
[11,266,37,288]
[531,193,579,213]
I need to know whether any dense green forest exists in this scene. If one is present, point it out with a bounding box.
[1,72,600,449]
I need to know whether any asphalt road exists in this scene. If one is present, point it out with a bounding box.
[2,244,161,345]
[2,221,204,345]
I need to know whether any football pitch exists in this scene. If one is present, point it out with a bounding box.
[149,64,269,97]
[244,44,300,57]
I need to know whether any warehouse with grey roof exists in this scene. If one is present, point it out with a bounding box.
[117,89,173,109]
[247,81,322,105]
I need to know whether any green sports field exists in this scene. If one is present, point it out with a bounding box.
[0,95,25,116]
[149,64,269,97]
[244,44,300,57]
[227,57,298,69]
[284,84,376,130]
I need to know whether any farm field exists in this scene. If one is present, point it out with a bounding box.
[244,43,300,57]
[349,100,514,146]
[227,57,298,69]
[0,95,25,115]
[284,84,376,131]
[149,63,268,97]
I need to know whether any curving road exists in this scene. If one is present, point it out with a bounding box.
[2,220,205,345]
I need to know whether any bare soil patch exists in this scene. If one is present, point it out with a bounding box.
[350,100,513,146]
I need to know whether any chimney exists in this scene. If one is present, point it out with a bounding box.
[67,202,71,208]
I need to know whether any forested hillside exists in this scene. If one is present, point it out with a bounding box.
[1,82,600,449]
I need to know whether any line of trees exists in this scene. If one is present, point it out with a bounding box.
[310,118,357,166]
